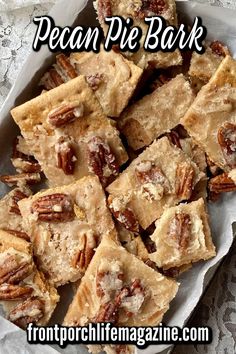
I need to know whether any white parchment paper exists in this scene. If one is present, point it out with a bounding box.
[0,1,236,354]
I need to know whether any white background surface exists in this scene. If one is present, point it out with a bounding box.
[0,1,236,354]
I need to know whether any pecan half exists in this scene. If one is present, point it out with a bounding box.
[48,101,84,128]
[0,284,33,300]
[56,54,78,80]
[8,297,44,329]
[208,173,236,193]
[136,0,166,19]
[72,233,96,270]
[86,74,103,91]
[56,138,77,175]
[168,213,191,249]
[175,164,194,200]
[97,0,112,23]
[0,256,33,285]
[87,136,119,187]
[3,229,30,242]
[0,173,41,187]
[210,41,229,57]
[31,193,74,222]
[218,123,236,168]
[94,302,119,323]
[12,137,41,173]
[135,161,169,200]
[40,68,64,90]
[109,205,140,234]
[9,189,28,215]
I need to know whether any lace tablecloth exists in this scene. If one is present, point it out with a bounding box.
[0,1,236,354]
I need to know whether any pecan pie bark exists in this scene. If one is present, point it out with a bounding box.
[189,41,230,92]
[149,198,216,270]
[0,230,58,328]
[63,236,178,328]
[18,176,117,286]
[119,75,195,150]
[11,76,128,188]
[0,187,32,241]
[70,48,143,117]
[94,0,182,70]
[107,137,203,230]
[182,56,236,183]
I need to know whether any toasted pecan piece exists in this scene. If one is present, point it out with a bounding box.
[136,0,167,19]
[56,53,78,79]
[39,68,64,90]
[218,123,236,168]
[0,173,41,187]
[72,233,97,270]
[0,256,33,285]
[175,164,194,200]
[9,189,29,215]
[94,301,119,323]
[3,229,30,242]
[97,0,112,23]
[12,136,41,173]
[210,41,230,57]
[208,173,236,193]
[8,297,44,329]
[48,101,84,128]
[31,193,75,222]
[86,74,103,91]
[0,283,33,300]
[56,138,77,175]
[165,131,182,149]
[109,204,140,234]
[87,136,119,187]
[168,212,191,249]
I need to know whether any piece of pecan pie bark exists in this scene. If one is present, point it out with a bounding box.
[70,48,143,117]
[119,75,195,150]
[0,187,32,241]
[18,176,117,286]
[189,41,230,92]
[63,236,178,328]
[182,55,236,183]
[11,76,128,188]
[107,137,203,230]
[94,0,182,70]
[0,230,59,328]
[149,198,216,270]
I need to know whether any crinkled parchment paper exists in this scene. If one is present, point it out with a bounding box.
[0,1,236,354]
[0,0,57,12]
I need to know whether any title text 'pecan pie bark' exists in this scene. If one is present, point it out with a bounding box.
[107,137,203,230]
[63,236,178,329]
[94,0,182,70]
[0,187,32,241]
[119,75,195,150]
[70,48,143,117]
[149,198,216,270]
[189,41,230,91]
[182,55,236,183]
[11,76,128,188]
[18,176,117,286]
[0,230,59,328]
